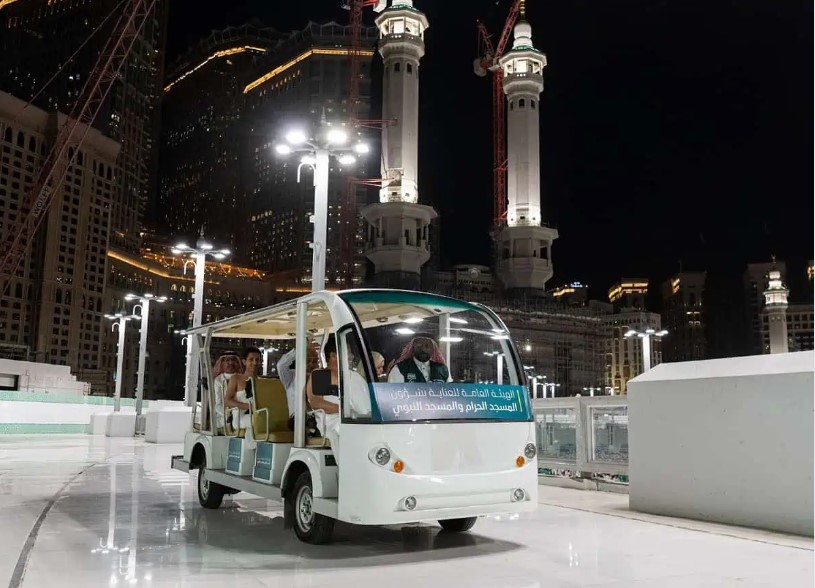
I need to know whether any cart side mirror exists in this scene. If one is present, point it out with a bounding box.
[311,369,338,396]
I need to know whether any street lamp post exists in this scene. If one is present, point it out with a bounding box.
[105,313,137,412]
[624,328,668,372]
[172,231,230,407]
[274,119,368,292]
[125,293,167,418]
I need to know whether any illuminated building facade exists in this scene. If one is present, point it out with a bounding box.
[549,282,589,306]
[243,22,377,287]
[661,272,706,362]
[100,246,298,399]
[0,0,168,251]
[608,278,649,310]
[0,92,119,387]
[159,21,377,287]
[158,24,284,253]
[603,308,663,394]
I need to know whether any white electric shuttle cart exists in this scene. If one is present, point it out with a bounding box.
[172,289,538,544]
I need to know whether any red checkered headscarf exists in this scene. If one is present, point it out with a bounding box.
[212,353,240,378]
[395,336,447,365]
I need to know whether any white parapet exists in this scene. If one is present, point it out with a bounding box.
[144,406,192,444]
[628,351,814,536]
[106,412,137,438]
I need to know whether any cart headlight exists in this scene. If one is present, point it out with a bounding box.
[374,447,391,466]
[512,488,526,502]
[524,443,537,460]
[404,496,417,510]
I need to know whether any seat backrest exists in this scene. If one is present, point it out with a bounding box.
[252,378,289,435]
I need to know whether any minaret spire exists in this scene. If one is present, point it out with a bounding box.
[361,0,437,288]
[495,0,559,294]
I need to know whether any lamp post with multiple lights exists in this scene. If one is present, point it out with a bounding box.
[624,327,668,372]
[104,312,138,412]
[125,293,167,417]
[274,118,369,292]
[171,231,230,407]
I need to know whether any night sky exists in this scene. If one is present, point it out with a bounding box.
[168,0,813,300]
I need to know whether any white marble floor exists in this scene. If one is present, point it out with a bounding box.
[0,435,811,588]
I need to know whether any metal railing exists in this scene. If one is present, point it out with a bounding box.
[533,396,629,478]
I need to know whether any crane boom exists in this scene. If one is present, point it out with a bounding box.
[341,0,384,288]
[476,0,521,228]
[0,0,159,296]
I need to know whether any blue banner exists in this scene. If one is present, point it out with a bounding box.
[371,383,532,422]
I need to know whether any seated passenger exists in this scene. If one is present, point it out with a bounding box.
[354,351,385,380]
[277,342,319,430]
[212,352,240,431]
[306,336,370,462]
[225,347,262,444]
[387,334,451,383]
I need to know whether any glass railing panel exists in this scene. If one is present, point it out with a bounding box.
[535,407,577,465]
[590,405,628,464]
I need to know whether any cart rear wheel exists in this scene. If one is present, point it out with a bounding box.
[197,466,225,509]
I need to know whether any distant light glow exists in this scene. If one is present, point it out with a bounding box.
[353,142,370,154]
[300,155,316,166]
[275,144,292,155]
[395,328,415,335]
[327,129,348,145]
[338,154,356,165]
[286,129,308,145]
[439,336,464,343]
[403,317,424,324]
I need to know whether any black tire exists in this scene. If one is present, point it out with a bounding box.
[291,470,334,544]
[197,466,225,509]
[438,517,477,532]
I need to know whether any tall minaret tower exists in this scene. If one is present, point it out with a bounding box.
[361,0,436,288]
[763,264,789,354]
[496,0,558,294]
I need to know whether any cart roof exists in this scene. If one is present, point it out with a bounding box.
[182,289,484,340]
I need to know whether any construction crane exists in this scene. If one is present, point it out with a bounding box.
[0,0,159,297]
[475,0,522,229]
[340,0,388,288]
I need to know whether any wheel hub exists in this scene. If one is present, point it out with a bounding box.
[296,486,313,531]
[199,470,209,498]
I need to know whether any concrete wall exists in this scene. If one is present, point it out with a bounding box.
[628,351,814,536]
[0,358,88,395]
[0,391,141,434]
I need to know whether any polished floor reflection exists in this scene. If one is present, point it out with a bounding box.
[0,435,811,587]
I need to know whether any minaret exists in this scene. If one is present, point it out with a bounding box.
[496,0,558,294]
[361,0,436,288]
[763,264,789,354]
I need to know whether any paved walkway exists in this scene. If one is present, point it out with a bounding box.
[0,435,811,587]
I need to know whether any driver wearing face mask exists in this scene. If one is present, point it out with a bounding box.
[387,335,452,383]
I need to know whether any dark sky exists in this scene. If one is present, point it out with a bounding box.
[168,0,813,298]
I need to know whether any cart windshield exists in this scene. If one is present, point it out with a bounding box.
[340,291,533,423]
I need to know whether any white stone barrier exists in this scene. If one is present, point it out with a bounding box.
[628,351,814,536]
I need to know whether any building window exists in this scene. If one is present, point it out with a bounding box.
[394,62,401,73]
[519,98,526,109]
[406,63,413,74]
